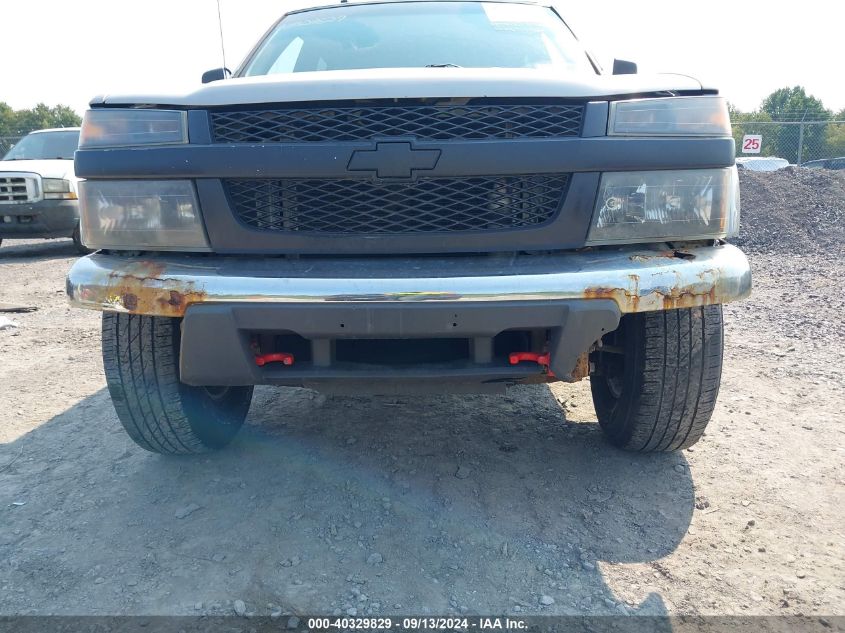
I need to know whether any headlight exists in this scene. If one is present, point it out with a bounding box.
[586,167,740,245]
[79,180,210,251]
[79,109,188,149]
[609,96,731,136]
[42,178,77,200]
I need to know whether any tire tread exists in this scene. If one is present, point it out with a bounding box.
[591,306,724,452]
[102,313,249,454]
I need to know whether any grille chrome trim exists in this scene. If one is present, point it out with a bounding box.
[211,103,584,143]
[224,175,570,235]
[0,172,41,204]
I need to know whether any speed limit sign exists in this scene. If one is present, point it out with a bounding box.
[742,135,762,154]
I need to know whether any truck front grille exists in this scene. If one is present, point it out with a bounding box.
[211,103,584,143]
[225,175,570,234]
[0,174,38,203]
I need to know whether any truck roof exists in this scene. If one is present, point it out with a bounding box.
[25,127,81,134]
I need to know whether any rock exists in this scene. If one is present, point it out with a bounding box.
[346,607,358,616]
[581,562,596,571]
[287,615,301,628]
[233,599,247,616]
[796,571,808,579]
[0,317,19,331]
[194,602,203,611]
[212,553,226,562]
[94,577,105,584]
[674,464,686,473]
[539,595,555,606]
[366,552,384,566]
[455,466,471,479]
[175,503,202,519]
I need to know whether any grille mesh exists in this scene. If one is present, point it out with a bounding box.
[211,104,583,143]
[225,175,570,234]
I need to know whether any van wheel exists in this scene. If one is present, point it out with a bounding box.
[102,313,253,454]
[589,306,724,452]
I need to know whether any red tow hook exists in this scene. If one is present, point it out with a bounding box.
[509,351,553,375]
[254,352,295,367]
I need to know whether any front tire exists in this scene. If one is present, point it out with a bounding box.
[102,313,253,454]
[590,306,724,452]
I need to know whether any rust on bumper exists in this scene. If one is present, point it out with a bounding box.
[71,260,209,319]
[67,243,752,317]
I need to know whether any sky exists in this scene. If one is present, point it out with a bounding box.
[1,0,842,116]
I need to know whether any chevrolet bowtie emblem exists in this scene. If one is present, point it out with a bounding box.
[347,142,441,179]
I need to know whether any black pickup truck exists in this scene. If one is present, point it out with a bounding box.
[67,0,751,455]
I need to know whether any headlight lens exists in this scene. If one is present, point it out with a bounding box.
[609,96,731,136]
[42,178,77,200]
[586,167,740,245]
[79,109,188,149]
[79,180,210,251]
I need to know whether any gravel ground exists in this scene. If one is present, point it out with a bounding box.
[732,167,845,253]
[0,171,843,617]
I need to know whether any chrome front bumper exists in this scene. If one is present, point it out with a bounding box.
[66,243,751,318]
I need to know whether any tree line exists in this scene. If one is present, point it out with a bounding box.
[730,87,845,163]
[0,102,82,138]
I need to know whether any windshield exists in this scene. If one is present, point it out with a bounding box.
[243,2,595,76]
[3,130,80,161]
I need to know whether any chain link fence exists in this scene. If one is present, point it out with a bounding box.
[0,136,22,157]
[732,121,845,166]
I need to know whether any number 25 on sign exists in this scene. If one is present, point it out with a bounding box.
[742,135,762,154]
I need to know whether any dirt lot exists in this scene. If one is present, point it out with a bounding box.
[1,171,844,618]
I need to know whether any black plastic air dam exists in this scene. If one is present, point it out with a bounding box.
[178,300,620,393]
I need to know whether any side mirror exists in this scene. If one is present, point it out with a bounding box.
[202,67,232,84]
[612,59,638,75]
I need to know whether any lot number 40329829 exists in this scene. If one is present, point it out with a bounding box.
[742,135,762,154]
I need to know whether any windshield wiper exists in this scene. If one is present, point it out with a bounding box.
[425,63,462,68]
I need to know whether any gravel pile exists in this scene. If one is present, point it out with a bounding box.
[732,167,845,253]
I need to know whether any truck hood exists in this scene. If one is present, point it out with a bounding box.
[0,159,76,180]
[91,68,707,108]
